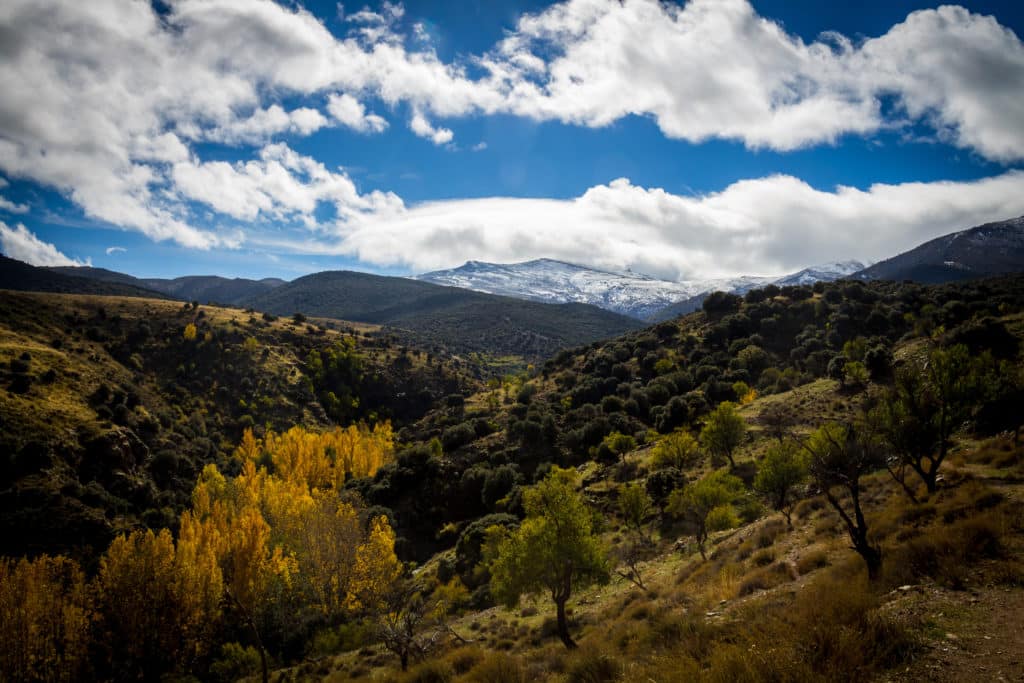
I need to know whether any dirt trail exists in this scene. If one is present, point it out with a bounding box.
[883,586,1024,682]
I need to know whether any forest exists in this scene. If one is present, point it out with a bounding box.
[1,274,1023,682]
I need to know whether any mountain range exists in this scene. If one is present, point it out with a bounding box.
[45,266,285,306]
[416,258,867,319]
[1,214,1022,353]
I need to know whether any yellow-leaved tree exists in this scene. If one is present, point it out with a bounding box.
[177,424,400,683]
[97,526,225,679]
[0,555,93,682]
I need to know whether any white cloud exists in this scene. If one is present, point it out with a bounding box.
[0,222,90,266]
[0,0,1022,259]
[0,195,29,214]
[315,171,1024,280]
[409,110,453,145]
[472,141,488,152]
[198,106,330,145]
[487,0,1024,155]
[105,246,126,256]
[172,143,403,223]
[327,93,388,133]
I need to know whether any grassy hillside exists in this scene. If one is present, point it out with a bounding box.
[1,275,1022,682]
[246,270,644,361]
[0,291,474,560]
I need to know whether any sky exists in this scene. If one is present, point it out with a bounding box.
[1,0,1023,282]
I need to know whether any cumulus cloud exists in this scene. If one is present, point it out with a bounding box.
[0,222,90,266]
[317,171,1024,280]
[0,0,1022,259]
[0,196,29,214]
[172,143,403,224]
[327,94,388,133]
[489,0,1024,154]
[409,110,453,145]
[105,246,126,256]
[199,106,330,145]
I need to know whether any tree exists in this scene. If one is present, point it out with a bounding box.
[667,470,745,560]
[873,345,986,495]
[618,483,653,538]
[0,555,93,683]
[616,483,655,589]
[183,322,197,341]
[759,403,797,443]
[599,431,636,464]
[373,576,468,671]
[651,429,701,470]
[753,440,807,527]
[700,401,747,468]
[645,467,685,513]
[95,526,224,679]
[803,424,885,580]
[489,467,609,649]
[843,360,869,388]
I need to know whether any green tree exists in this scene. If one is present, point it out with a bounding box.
[618,483,653,538]
[843,360,869,388]
[667,470,745,560]
[700,401,747,468]
[873,344,986,495]
[651,430,701,470]
[753,440,807,527]
[599,431,636,464]
[489,468,609,649]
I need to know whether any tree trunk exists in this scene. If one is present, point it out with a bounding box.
[555,597,576,649]
[400,652,409,672]
[858,541,883,581]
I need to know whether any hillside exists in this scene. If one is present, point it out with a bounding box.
[48,265,286,305]
[1,275,1022,683]
[0,255,171,299]
[246,269,644,360]
[855,215,1024,283]
[0,291,473,560]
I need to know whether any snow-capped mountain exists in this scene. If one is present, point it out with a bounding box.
[773,261,869,287]
[414,258,867,320]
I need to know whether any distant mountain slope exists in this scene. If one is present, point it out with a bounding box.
[0,256,170,298]
[647,261,866,321]
[416,258,706,319]
[854,216,1024,283]
[48,266,285,305]
[245,270,643,359]
[416,258,865,320]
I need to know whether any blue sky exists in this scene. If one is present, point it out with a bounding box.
[1,0,1023,281]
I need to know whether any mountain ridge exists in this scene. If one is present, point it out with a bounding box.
[417,258,867,319]
[854,215,1024,283]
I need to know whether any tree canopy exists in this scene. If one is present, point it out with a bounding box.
[489,467,609,649]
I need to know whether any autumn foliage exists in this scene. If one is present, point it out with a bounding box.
[0,423,400,681]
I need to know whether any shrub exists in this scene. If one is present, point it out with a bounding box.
[565,650,621,683]
[795,549,830,575]
[466,652,528,683]
[401,659,454,683]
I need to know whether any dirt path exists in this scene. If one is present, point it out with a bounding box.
[882,585,1024,682]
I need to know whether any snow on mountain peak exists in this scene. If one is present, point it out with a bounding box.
[414,258,866,320]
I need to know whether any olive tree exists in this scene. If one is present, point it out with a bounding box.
[489,468,609,649]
